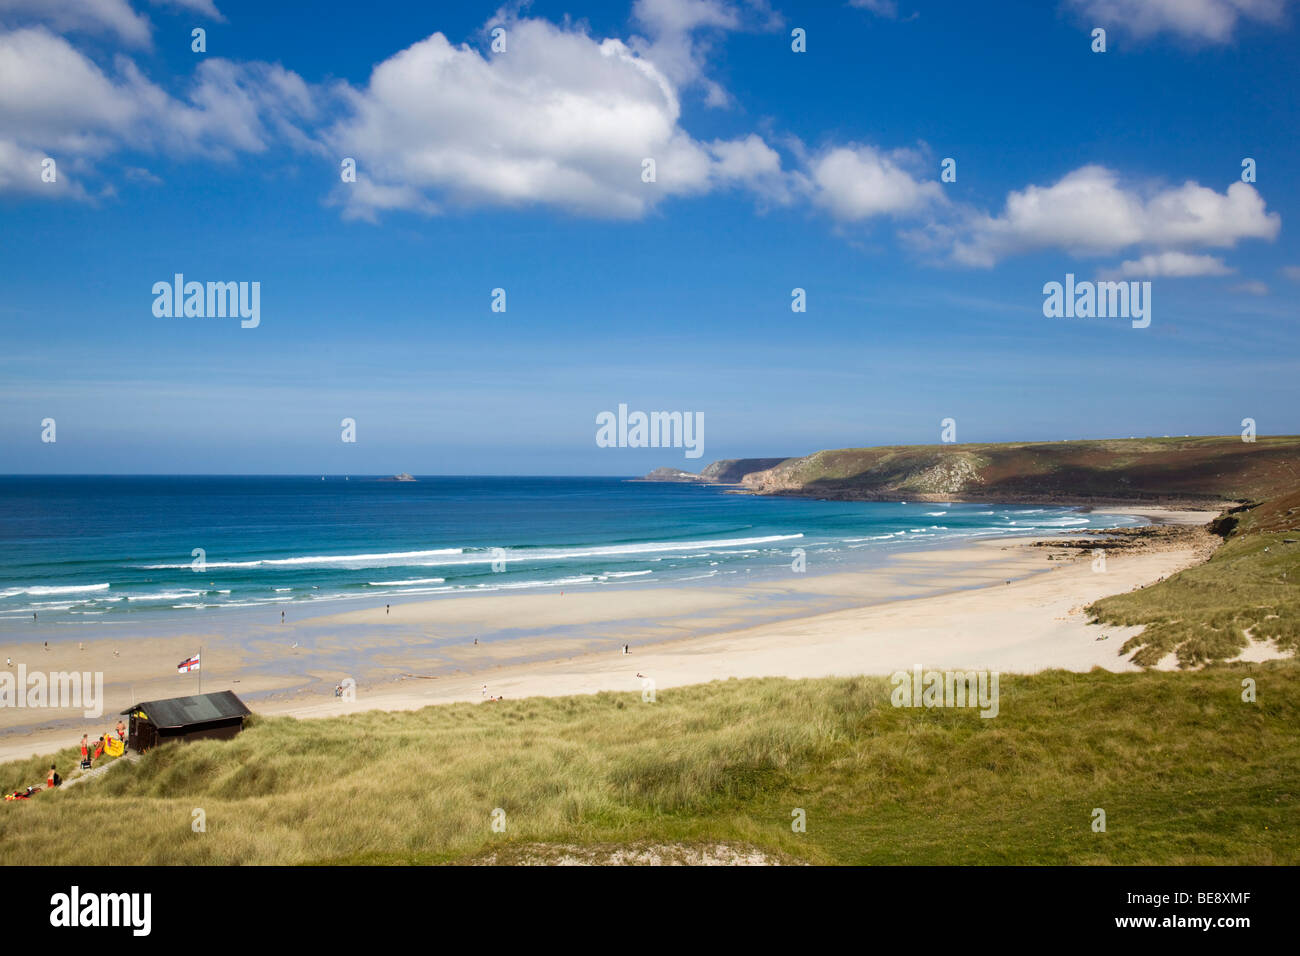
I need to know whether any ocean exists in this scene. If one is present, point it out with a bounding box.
[0,475,1139,631]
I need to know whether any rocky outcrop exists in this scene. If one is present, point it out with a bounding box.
[699,458,792,483]
[640,467,706,482]
[640,458,793,484]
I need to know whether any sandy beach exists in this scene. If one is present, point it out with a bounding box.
[4,504,1286,764]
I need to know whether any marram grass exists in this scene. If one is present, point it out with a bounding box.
[1089,495,1300,666]
[1,662,1295,865]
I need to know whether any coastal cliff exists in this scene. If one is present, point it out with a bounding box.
[736,436,1300,506]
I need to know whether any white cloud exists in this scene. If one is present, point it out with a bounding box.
[633,0,739,35]
[951,165,1279,267]
[1103,251,1234,278]
[708,132,789,200]
[1065,0,1290,43]
[0,0,152,47]
[807,144,943,221]
[1280,265,1300,281]
[0,26,316,195]
[630,0,781,107]
[850,0,900,18]
[326,16,786,221]
[170,59,318,158]
[0,0,1284,281]
[0,138,89,197]
[148,0,225,20]
[1230,280,1269,295]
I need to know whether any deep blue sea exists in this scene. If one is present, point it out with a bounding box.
[0,476,1140,629]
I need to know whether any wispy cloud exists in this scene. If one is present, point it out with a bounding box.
[0,0,152,47]
[0,25,317,195]
[1064,0,1291,43]
[1100,251,1234,279]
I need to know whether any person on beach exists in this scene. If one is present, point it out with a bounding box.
[386,604,390,615]
[47,765,60,788]
[79,735,89,765]
[116,720,126,742]
[281,610,285,623]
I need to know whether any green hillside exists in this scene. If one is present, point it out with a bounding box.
[740,435,1300,504]
[1,663,1295,865]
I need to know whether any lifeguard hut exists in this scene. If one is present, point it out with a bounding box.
[122,691,251,753]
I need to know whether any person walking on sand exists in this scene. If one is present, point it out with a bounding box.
[386,604,390,615]
[281,610,285,623]
[481,684,488,698]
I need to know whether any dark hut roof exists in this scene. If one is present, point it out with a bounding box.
[121,690,250,728]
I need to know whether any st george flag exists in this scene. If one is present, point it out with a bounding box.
[177,653,201,674]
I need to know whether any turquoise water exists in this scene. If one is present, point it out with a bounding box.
[0,476,1139,631]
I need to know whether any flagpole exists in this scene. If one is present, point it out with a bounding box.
[198,645,202,695]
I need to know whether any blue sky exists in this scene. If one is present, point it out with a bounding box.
[1,0,1297,474]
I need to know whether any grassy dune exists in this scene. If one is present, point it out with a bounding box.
[1089,490,1300,666]
[2,663,1295,865]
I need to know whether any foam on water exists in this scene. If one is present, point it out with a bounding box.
[0,476,1143,626]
